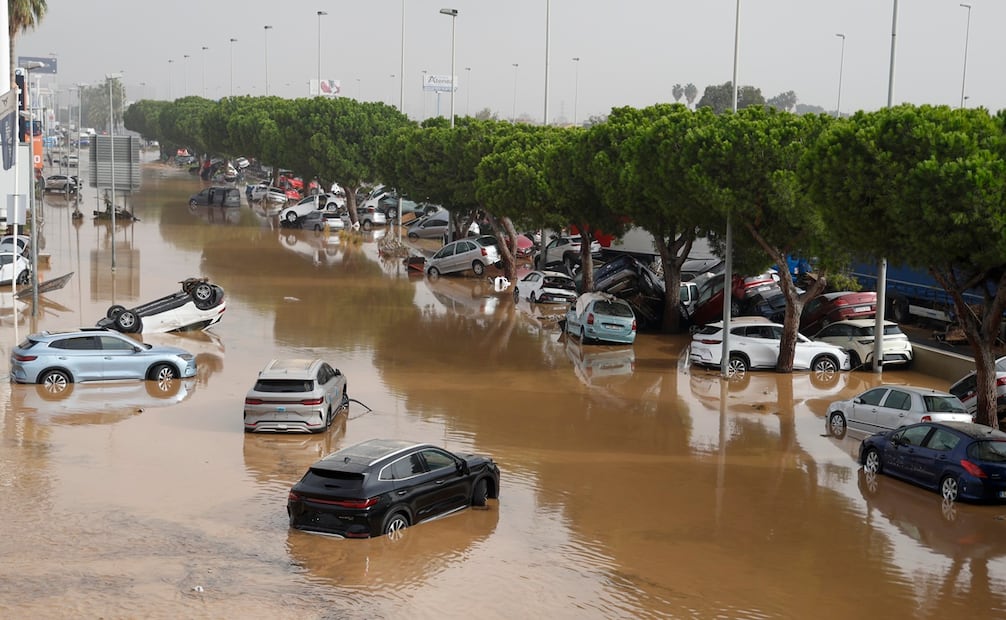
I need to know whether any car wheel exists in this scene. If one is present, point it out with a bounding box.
[15,270,29,285]
[428,266,440,278]
[192,283,216,309]
[189,199,197,207]
[39,369,71,393]
[812,355,839,375]
[408,231,419,239]
[285,211,298,224]
[149,363,178,382]
[115,310,141,333]
[727,354,748,377]
[362,220,373,231]
[940,475,960,502]
[106,304,126,320]
[472,261,485,276]
[828,412,847,439]
[513,288,520,303]
[341,391,350,410]
[863,448,882,474]
[383,512,409,540]
[472,478,489,507]
[529,292,537,304]
[580,327,593,345]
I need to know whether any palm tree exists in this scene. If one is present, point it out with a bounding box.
[9,0,48,87]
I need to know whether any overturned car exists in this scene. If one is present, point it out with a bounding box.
[590,254,668,330]
[96,278,226,334]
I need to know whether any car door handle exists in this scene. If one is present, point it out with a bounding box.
[396,490,407,496]
[435,480,445,485]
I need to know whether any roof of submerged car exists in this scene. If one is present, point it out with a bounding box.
[313,439,428,472]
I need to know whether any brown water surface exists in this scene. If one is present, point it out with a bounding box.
[2,161,1006,619]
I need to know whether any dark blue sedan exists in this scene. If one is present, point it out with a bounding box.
[859,421,1006,503]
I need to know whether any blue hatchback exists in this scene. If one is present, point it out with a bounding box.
[859,421,1006,503]
[565,292,637,345]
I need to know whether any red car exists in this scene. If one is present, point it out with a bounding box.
[688,271,779,326]
[800,291,876,334]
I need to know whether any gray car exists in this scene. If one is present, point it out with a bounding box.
[9,328,198,391]
[407,212,451,240]
[426,237,501,277]
[243,358,348,433]
[826,384,972,439]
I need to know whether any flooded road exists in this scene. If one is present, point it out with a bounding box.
[2,161,1006,618]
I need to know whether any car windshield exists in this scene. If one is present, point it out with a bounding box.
[253,379,314,393]
[969,440,1006,462]
[543,276,575,291]
[694,325,721,337]
[0,254,15,266]
[923,395,967,413]
[304,469,365,488]
[594,301,633,317]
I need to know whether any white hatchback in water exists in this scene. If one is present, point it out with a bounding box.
[826,385,972,439]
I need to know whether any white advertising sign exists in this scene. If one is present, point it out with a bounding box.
[423,74,457,93]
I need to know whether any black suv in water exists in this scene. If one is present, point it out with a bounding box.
[287,438,500,538]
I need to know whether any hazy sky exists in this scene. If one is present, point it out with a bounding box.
[17,0,1004,123]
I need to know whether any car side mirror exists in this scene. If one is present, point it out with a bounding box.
[853,397,863,404]
[456,459,469,475]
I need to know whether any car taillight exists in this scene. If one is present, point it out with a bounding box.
[245,398,263,405]
[960,459,988,478]
[834,298,848,305]
[631,319,637,331]
[997,376,1006,387]
[288,491,300,502]
[12,353,36,362]
[587,313,595,325]
[698,339,722,345]
[921,415,931,422]
[309,497,380,509]
[481,248,488,256]
[301,397,324,406]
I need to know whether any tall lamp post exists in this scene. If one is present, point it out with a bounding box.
[465,66,471,116]
[183,54,190,96]
[543,0,550,125]
[959,3,972,108]
[317,11,327,95]
[721,0,741,378]
[571,57,580,126]
[511,63,519,122]
[439,8,458,128]
[167,59,173,100]
[229,38,237,97]
[835,34,846,118]
[201,46,209,97]
[421,69,428,119]
[106,72,123,269]
[264,25,273,95]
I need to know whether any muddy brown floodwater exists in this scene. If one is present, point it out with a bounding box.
[2,160,1006,619]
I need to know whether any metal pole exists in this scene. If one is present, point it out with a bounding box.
[960,3,972,108]
[447,10,457,128]
[572,57,580,126]
[721,0,740,378]
[465,67,471,117]
[264,26,272,96]
[229,39,237,97]
[201,46,208,97]
[108,75,116,269]
[317,11,327,95]
[183,55,189,97]
[512,63,519,122]
[399,0,406,112]
[835,34,845,118]
[543,0,550,125]
[168,59,172,100]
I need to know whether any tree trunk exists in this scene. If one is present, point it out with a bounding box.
[485,213,517,283]
[578,224,594,293]
[344,184,359,226]
[654,231,695,334]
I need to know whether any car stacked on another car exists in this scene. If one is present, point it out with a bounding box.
[565,292,637,345]
[534,234,602,273]
[513,270,578,304]
[826,385,972,439]
[426,237,500,277]
[812,319,914,370]
[689,317,851,376]
[800,291,877,335]
[9,327,197,391]
[243,358,348,433]
[342,204,387,231]
[279,193,343,226]
[287,438,500,538]
[859,421,1006,503]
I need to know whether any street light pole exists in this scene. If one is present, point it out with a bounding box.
[721,0,741,378]
[959,3,972,109]
[317,11,327,95]
[399,0,406,112]
[835,34,846,118]
[543,0,550,125]
[201,46,209,97]
[183,54,190,96]
[106,72,122,269]
[167,59,173,100]
[229,38,237,97]
[465,67,471,117]
[511,63,519,122]
[264,25,273,96]
[572,57,580,126]
[439,8,458,128]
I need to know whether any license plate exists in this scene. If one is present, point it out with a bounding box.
[276,406,286,412]
[855,306,871,312]
[999,491,1006,499]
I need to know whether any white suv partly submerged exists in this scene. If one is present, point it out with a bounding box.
[243,359,348,433]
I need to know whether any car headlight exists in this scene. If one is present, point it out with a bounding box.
[178,354,194,361]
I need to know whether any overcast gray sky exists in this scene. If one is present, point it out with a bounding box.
[18,0,1003,122]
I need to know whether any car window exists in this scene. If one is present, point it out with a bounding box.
[883,390,912,411]
[52,336,100,350]
[253,379,314,393]
[924,429,961,452]
[882,324,905,336]
[950,374,977,398]
[100,336,136,351]
[996,358,1006,373]
[804,298,821,314]
[898,425,933,446]
[421,449,456,472]
[544,276,575,291]
[594,300,634,318]
[923,395,967,413]
[459,240,476,253]
[858,388,888,407]
[434,245,455,259]
[380,456,418,481]
[969,440,1006,462]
